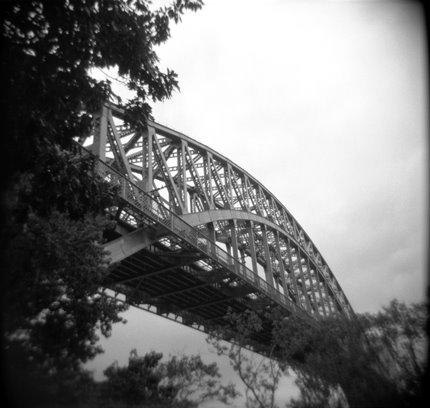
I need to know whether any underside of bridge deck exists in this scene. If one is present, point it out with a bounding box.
[105,226,282,351]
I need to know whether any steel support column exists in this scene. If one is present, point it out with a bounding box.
[262,225,274,287]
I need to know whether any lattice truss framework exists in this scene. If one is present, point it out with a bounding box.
[82,104,354,330]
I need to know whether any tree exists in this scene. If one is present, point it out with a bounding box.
[1,0,203,405]
[160,354,239,407]
[208,301,427,408]
[362,300,428,407]
[102,350,170,406]
[101,349,238,407]
[283,301,428,408]
[2,208,129,406]
[1,0,204,181]
[207,310,287,408]
[271,311,402,408]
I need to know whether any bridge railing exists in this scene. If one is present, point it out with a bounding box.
[87,152,312,322]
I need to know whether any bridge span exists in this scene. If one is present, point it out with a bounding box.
[80,104,354,351]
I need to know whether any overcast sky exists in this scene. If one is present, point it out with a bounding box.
[87,0,428,403]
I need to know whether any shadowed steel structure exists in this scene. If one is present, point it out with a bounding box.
[81,104,354,350]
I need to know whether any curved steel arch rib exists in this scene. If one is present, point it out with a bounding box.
[180,209,348,318]
[87,104,354,322]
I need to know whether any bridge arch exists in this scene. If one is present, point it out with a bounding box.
[180,209,344,317]
[81,104,354,348]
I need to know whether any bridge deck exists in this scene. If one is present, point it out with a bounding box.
[78,104,354,352]
[92,157,311,351]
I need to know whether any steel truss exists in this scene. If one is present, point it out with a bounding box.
[80,104,354,351]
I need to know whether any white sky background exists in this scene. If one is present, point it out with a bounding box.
[87,0,428,404]
[150,0,428,313]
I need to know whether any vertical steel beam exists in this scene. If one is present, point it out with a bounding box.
[313,266,328,317]
[242,176,250,211]
[322,278,334,315]
[296,248,315,314]
[304,256,320,317]
[176,143,182,208]
[270,197,278,223]
[230,220,240,274]
[284,238,300,301]
[142,125,154,192]
[247,221,259,275]
[245,177,260,215]
[205,152,214,209]
[181,140,189,213]
[92,105,108,160]
[107,109,135,181]
[274,231,288,294]
[288,242,312,313]
[207,222,216,242]
[225,164,233,208]
[262,225,274,287]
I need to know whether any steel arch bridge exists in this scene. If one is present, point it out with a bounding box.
[81,104,354,350]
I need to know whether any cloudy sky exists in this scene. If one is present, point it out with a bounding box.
[87,0,428,403]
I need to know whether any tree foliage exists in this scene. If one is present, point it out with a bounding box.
[361,300,428,407]
[1,0,204,179]
[101,349,237,407]
[207,310,287,408]
[160,354,239,406]
[102,350,172,406]
[273,312,400,408]
[208,301,428,408]
[1,0,203,405]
